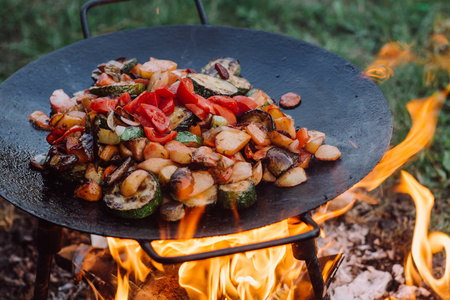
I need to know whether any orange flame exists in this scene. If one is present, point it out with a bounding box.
[354,85,449,191]
[395,171,450,300]
[364,42,415,82]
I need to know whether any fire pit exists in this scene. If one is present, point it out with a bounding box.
[0,0,393,299]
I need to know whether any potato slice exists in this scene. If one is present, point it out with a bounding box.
[274,167,307,187]
[304,130,325,154]
[137,158,176,175]
[228,161,253,183]
[165,140,193,164]
[215,130,251,156]
[315,145,341,161]
[189,170,215,197]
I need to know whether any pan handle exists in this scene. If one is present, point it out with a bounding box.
[138,214,320,265]
[80,0,209,39]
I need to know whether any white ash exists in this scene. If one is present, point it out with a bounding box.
[318,216,428,299]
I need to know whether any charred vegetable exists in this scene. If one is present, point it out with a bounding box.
[188,73,238,98]
[217,180,256,210]
[201,57,241,77]
[239,109,275,131]
[174,131,203,147]
[160,200,185,222]
[169,106,197,131]
[103,171,162,219]
[89,83,145,97]
[169,167,195,201]
[265,147,298,177]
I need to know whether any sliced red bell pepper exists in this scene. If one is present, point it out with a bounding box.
[233,95,258,117]
[137,104,170,134]
[208,95,238,115]
[185,103,208,121]
[155,87,176,98]
[212,103,237,125]
[144,127,177,143]
[176,78,197,105]
[90,97,119,113]
[195,95,216,114]
[118,92,131,106]
[123,91,160,114]
[48,125,85,145]
[158,97,175,115]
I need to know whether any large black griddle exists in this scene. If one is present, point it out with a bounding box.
[0,25,392,243]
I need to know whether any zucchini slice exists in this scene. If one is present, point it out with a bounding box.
[88,83,145,97]
[120,58,138,74]
[104,172,162,219]
[174,131,203,147]
[201,57,241,76]
[188,74,238,98]
[225,75,252,95]
[218,180,256,210]
[168,106,197,131]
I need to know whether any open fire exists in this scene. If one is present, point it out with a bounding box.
[71,35,450,299]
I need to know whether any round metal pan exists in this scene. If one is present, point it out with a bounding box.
[0,25,392,240]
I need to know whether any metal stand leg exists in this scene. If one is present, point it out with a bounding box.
[292,237,326,300]
[33,219,63,300]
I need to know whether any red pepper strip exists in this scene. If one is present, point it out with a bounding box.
[50,125,85,145]
[90,97,119,113]
[158,97,175,115]
[123,91,160,114]
[208,95,238,115]
[137,104,170,134]
[144,127,177,143]
[176,78,197,105]
[185,103,208,121]
[46,127,66,145]
[195,95,216,114]
[233,95,258,117]
[155,87,176,98]
[212,103,237,125]
[118,92,131,106]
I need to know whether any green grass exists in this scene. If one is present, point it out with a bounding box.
[1,0,449,232]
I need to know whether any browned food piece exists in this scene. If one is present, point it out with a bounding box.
[279,92,301,109]
[74,179,102,201]
[160,200,185,222]
[29,110,53,130]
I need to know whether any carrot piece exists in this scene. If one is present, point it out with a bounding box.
[103,165,117,180]
[189,124,202,137]
[245,123,271,146]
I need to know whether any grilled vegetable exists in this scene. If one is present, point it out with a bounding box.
[226,75,252,95]
[218,180,256,210]
[183,185,218,208]
[118,126,145,141]
[168,106,197,131]
[314,145,341,161]
[169,167,195,201]
[174,131,203,147]
[211,115,228,128]
[265,147,298,177]
[88,83,146,97]
[104,171,162,219]
[188,73,238,98]
[120,58,138,74]
[274,166,307,187]
[215,129,252,156]
[304,130,326,154]
[201,57,241,76]
[160,200,185,222]
[239,109,275,131]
